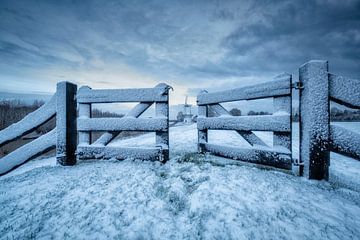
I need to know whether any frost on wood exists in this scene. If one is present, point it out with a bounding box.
[77,146,162,161]
[0,94,56,147]
[79,86,92,145]
[0,129,56,175]
[299,60,330,180]
[198,115,290,132]
[77,86,168,103]
[273,96,292,150]
[56,81,77,166]
[78,117,168,132]
[201,143,292,170]
[208,104,267,147]
[197,105,208,153]
[197,77,291,105]
[330,124,360,160]
[329,73,360,109]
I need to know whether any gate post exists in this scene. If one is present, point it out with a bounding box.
[56,81,77,166]
[155,83,170,162]
[299,60,330,180]
[197,90,208,153]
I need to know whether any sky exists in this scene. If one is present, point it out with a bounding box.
[0,0,359,108]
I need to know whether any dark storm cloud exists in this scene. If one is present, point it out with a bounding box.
[0,0,359,99]
[220,0,360,75]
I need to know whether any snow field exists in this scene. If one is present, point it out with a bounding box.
[0,123,359,239]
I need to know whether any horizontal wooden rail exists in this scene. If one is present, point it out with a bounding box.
[78,117,168,131]
[197,77,291,105]
[0,129,56,175]
[77,88,168,103]
[330,124,360,160]
[77,146,163,161]
[200,143,292,170]
[197,115,290,132]
[0,94,56,147]
[329,74,360,109]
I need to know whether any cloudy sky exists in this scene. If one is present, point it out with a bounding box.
[0,0,359,106]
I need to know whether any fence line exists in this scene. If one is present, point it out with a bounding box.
[0,60,358,181]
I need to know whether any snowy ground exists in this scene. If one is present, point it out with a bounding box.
[1,123,360,239]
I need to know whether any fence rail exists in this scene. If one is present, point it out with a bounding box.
[197,77,291,105]
[0,95,56,148]
[197,74,293,170]
[0,94,57,175]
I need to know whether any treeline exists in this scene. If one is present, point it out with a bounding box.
[0,100,46,131]
[0,100,125,133]
[292,107,360,122]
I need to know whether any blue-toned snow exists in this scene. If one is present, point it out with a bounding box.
[1,123,359,239]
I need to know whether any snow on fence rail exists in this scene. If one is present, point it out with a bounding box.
[299,60,360,180]
[76,83,172,163]
[197,74,293,170]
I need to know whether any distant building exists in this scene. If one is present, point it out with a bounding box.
[183,96,193,124]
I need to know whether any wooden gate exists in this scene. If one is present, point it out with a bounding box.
[75,83,172,163]
[197,74,293,170]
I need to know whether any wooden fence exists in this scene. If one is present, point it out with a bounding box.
[0,60,358,180]
[0,82,171,175]
[197,74,293,170]
[299,60,360,180]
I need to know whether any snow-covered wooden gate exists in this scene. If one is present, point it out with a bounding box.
[197,74,293,170]
[299,60,360,180]
[76,83,172,163]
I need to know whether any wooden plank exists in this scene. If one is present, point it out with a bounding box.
[78,117,168,131]
[208,104,267,147]
[201,143,292,170]
[78,86,92,145]
[197,115,290,132]
[273,94,292,151]
[197,104,208,153]
[0,129,56,175]
[0,94,56,147]
[330,124,360,160]
[197,77,291,105]
[329,73,360,109]
[77,146,162,161]
[155,87,170,162]
[299,60,330,180]
[56,81,77,166]
[77,87,168,103]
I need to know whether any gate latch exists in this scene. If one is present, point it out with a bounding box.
[291,82,304,90]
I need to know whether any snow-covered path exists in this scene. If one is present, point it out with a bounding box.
[1,123,360,239]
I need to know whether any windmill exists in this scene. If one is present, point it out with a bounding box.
[183,96,193,123]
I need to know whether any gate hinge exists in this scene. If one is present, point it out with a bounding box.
[291,82,304,90]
